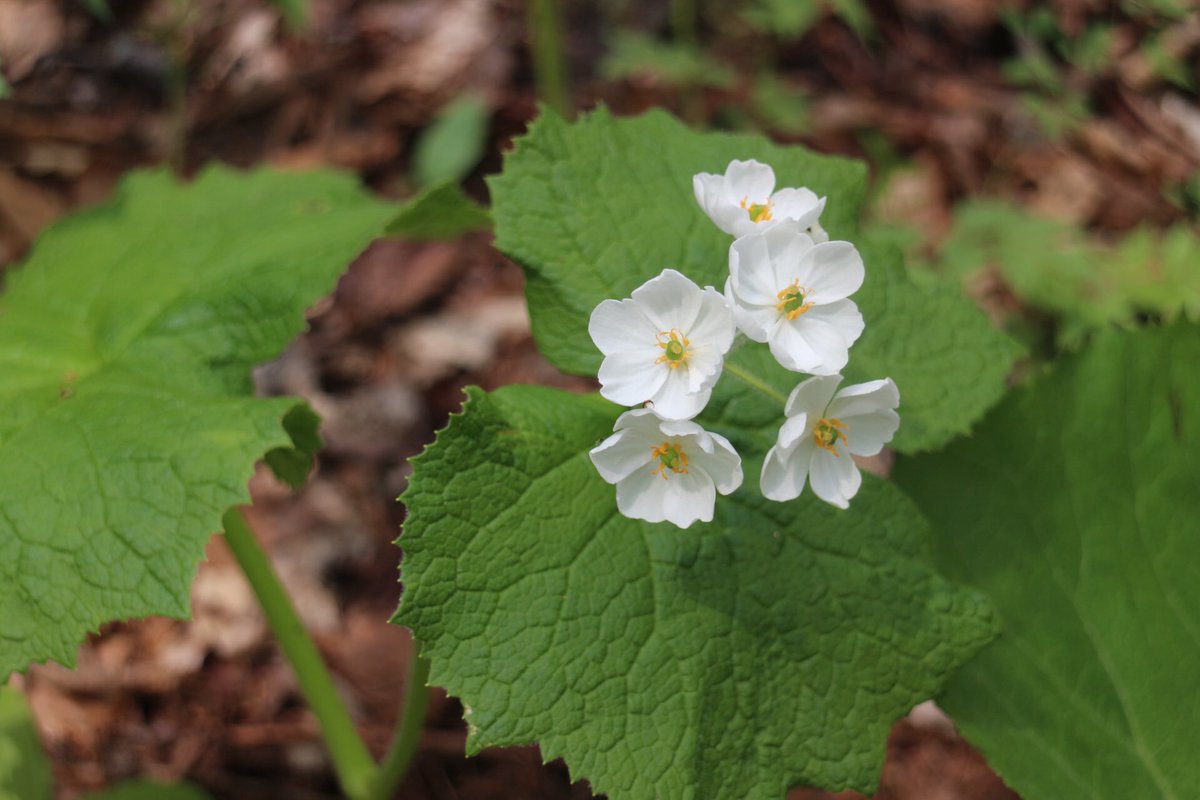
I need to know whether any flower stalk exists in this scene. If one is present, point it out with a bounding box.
[222,508,377,800]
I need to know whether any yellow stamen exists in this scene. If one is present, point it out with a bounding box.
[655,329,691,369]
[776,280,813,321]
[740,196,774,223]
[813,418,849,456]
[650,441,689,480]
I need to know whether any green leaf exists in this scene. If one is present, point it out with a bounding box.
[395,384,998,799]
[263,402,322,489]
[489,107,1021,452]
[0,168,394,678]
[84,781,213,800]
[741,0,823,37]
[413,95,490,188]
[81,0,112,22]
[268,0,309,30]
[934,201,1200,349]
[893,324,1200,800]
[384,182,491,241]
[601,32,736,89]
[0,688,52,800]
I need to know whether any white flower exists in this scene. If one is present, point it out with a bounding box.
[589,268,735,420]
[725,222,865,375]
[590,408,743,528]
[761,374,900,509]
[693,159,826,239]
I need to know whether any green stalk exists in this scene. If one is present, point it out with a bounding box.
[222,508,378,800]
[527,0,571,116]
[670,0,697,48]
[723,362,788,406]
[367,653,432,800]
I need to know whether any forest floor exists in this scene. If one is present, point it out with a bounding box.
[1,0,1197,797]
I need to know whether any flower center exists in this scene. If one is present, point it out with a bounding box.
[739,196,774,223]
[650,441,689,480]
[655,329,691,369]
[776,280,813,321]
[813,418,849,456]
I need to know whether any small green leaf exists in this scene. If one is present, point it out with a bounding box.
[489,107,1021,452]
[0,168,394,678]
[395,384,998,799]
[385,182,491,240]
[0,688,52,800]
[894,324,1200,800]
[81,0,112,22]
[602,32,736,89]
[263,402,322,489]
[413,95,490,188]
[84,781,213,800]
[741,0,823,37]
[267,0,309,30]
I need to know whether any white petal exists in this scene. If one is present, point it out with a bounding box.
[686,288,736,353]
[689,431,743,494]
[731,302,777,343]
[693,172,724,218]
[616,467,714,528]
[589,298,657,354]
[768,319,826,373]
[804,241,865,302]
[616,468,671,523]
[827,378,900,419]
[631,268,703,333]
[722,159,775,205]
[728,234,779,305]
[784,375,842,418]
[684,344,723,393]
[808,221,830,243]
[658,418,705,438]
[760,444,810,502]
[760,223,816,290]
[808,450,861,509]
[589,428,653,484]
[776,411,810,450]
[598,350,667,406]
[649,367,711,420]
[842,409,900,457]
[777,300,864,375]
[665,468,718,528]
[613,406,666,433]
[769,188,825,229]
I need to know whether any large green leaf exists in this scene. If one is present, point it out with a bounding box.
[0,168,393,678]
[488,107,1020,452]
[894,324,1200,800]
[395,384,997,799]
[384,182,491,241]
[0,688,52,800]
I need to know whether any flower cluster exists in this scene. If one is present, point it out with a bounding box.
[589,159,900,527]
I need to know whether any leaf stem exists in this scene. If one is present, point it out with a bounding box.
[526,0,571,117]
[367,652,432,800]
[723,362,788,406]
[221,508,378,800]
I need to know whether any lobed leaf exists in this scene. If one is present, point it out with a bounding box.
[894,323,1200,800]
[0,167,394,678]
[395,384,998,799]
